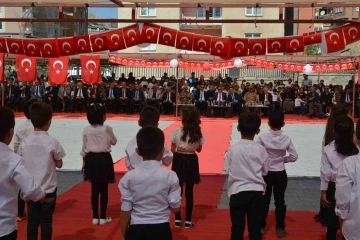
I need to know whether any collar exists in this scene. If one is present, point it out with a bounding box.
[139,160,162,168]
[32,131,49,136]
[269,129,283,135]
[0,142,11,151]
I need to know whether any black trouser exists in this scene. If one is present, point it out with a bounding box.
[326,182,343,240]
[126,223,172,240]
[27,190,57,240]
[18,190,26,217]
[162,102,174,114]
[195,101,208,115]
[91,182,108,219]
[175,182,194,222]
[262,170,287,230]
[0,231,17,240]
[230,191,263,240]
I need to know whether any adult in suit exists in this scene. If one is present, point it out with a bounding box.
[130,84,145,114]
[31,80,45,102]
[194,84,208,115]
[57,84,71,112]
[45,84,59,111]
[341,87,353,107]
[5,79,20,110]
[259,86,273,117]
[105,82,119,113]
[147,84,162,109]
[307,86,324,119]
[71,82,88,113]
[320,85,333,113]
[161,86,176,115]
[89,84,102,104]
[213,85,227,105]
[227,86,242,116]
[118,81,131,113]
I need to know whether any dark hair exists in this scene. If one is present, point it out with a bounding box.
[136,126,164,159]
[269,110,284,129]
[87,103,106,125]
[324,104,351,146]
[334,115,358,156]
[139,106,160,127]
[23,99,37,119]
[30,102,52,128]
[181,106,202,144]
[238,112,261,137]
[356,119,360,139]
[0,106,15,142]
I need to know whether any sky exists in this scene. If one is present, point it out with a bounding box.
[90,8,117,19]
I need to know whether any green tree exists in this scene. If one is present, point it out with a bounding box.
[305,44,320,56]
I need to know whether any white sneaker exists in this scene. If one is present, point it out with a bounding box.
[99,217,112,225]
[92,219,99,225]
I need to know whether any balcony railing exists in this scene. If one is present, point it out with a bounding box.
[180,14,222,28]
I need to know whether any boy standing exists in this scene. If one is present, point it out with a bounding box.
[0,106,45,240]
[13,98,37,222]
[119,126,181,240]
[226,112,269,240]
[256,110,298,238]
[125,106,173,170]
[18,102,66,240]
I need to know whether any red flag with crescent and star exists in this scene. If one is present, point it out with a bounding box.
[7,38,24,55]
[323,28,346,54]
[0,38,7,53]
[57,37,76,56]
[22,39,42,57]
[192,34,211,53]
[73,35,92,54]
[16,55,37,81]
[48,57,69,85]
[176,31,194,51]
[80,55,101,84]
[141,23,160,44]
[123,24,142,48]
[303,31,322,46]
[90,34,109,52]
[158,27,178,47]
[210,37,230,57]
[267,38,285,54]
[229,38,248,57]
[0,53,4,82]
[342,23,360,45]
[285,36,304,53]
[39,38,59,58]
[248,38,267,55]
[105,29,126,51]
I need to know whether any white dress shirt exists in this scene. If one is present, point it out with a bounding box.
[226,139,269,197]
[13,119,33,154]
[119,160,181,225]
[170,127,205,152]
[256,129,298,172]
[335,154,360,240]
[80,125,117,157]
[320,141,348,190]
[19,131,66,193]
[0,142,44,237]
[125,136,173,170]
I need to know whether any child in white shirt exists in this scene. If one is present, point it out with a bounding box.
[294,94,305,115]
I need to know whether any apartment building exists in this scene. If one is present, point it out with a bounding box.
[117,6,284,54]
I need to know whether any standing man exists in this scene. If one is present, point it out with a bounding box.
[301,74,312,87]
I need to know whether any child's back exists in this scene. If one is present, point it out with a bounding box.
[80,125,117,157]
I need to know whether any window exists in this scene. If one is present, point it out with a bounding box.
[335,7,344,13]
[356,7,359,12]
[245,7,263,16]
[0,22,2,30]
[196,7,222,18]
[140,7,156,17]
[139,44,156,52]
[314,26,323,32]
[0,7,3,12]
[244,33,261,38]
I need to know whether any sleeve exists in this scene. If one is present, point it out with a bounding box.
[12,157,45,202]
[53,140,66,161]
[284,139,298,163]
[119,174,133,211]
[167,172,181,209]
[107,126,117,146]
[335,159,354,220]
[200,135,206,145]
[320,151,331,190]
[125,145,133,171]
[80,131,87,157]
[256,136,264,146]
[161,143,173,167]
[170,128,178,143]
[13,132,20,154]
[262,150,270,176]
[223,149,231,174]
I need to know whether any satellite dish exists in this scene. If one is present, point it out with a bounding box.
[320,10,325,16]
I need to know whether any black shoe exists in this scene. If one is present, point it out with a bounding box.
[174,220,181,228]
[184,221,195,229]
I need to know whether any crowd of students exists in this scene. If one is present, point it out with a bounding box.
[0,97,360,240]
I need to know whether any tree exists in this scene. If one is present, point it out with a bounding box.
[305,44,321,56]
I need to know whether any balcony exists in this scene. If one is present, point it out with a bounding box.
[180,7,222,29]
[316,7,352,20]
[180,15,222,29]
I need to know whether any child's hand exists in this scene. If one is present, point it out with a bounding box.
[81,163,85,172]
[20,191,24,200]
[321,191,330,208]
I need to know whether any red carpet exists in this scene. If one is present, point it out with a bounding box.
[16,174,328,240]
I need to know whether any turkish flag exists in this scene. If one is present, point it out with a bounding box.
[0,53,4,82]
[39,38,59,58]
[176,31,194,51]
[23,39,42,57]
[267,38,285,54]
[105,29,126,51]
[324,28,346,53]
[158,27,178,47]
[48,57,69,85]
[16,55,37,81]
[7,38,24,55]
[210,37,230,57]
[90,34,109,52]
[358,58,360,84]
[285,36,304,53]
[342,24,360,45]
[303,31,322,46]
[0,38,7,53]
[192,34,211,53]
[141,23,160,44]
[248,38,267,55]
[80,55,101,84]
[123,24,142,48]
[230,38,248,57]
[73,35,92,54]
[57,37,76,56]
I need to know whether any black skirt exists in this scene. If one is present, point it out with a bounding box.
[171,152,200,184]
[84,152,115,183]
